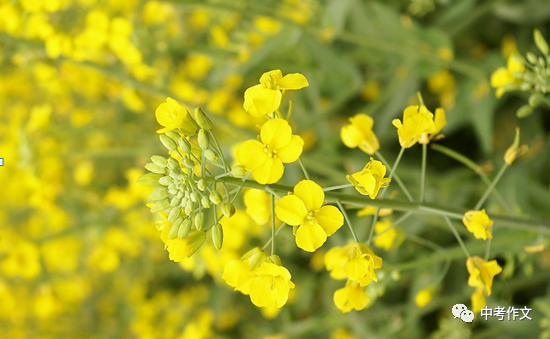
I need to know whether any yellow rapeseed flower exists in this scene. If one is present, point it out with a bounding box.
[373,219,404,251]
[471,287,486,314]
[415,286,436,308]
[462,209,493,240]
[340,113,380,155]
[275,180,344,252]
[344,243,383,286]
[248,261,295,308]
[490,55,525,98]
[346,157,391,199]
[466,256,502,296]
[392,105,436,148]
[243,69,308,116]
[333,280,370,313]
[155,97,198,135]
[236,118,304,184]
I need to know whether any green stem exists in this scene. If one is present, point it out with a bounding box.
[200,177,550,234]
[271,193,276,255]
[367,147,406,245]
[431,144,514,216]
[297,157,310,180]
[375,151,414,202]
[262,223,286,251]
[208,131,231,172]
[474,163,509,211]
[337,200,359,243]
[373,211,413,239]
[323,183,354,192]
[443,215,471,258]
[420,142,427,203]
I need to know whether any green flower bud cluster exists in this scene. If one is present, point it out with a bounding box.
[138,107,239,254]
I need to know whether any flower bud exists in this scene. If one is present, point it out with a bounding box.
[178,218,192,238]
[221,202,235,218]
[168,218,183,239]
[167,157,179,170]
[170,195,182,207]
[166,130,181,142]
[190,191,200,203]
[136,173,162,185]
[183,157,195,169]
[150,199,170,213]
[534,29,549,55]
[145,162,166,174]
[212,223,223,250]
[149,187,168,201]
[158,176,172,186]
[204,149,218,162]
[159,134,177,151]
[151,155,168,167]
[265,254,282,266]
[195,107,213,131]
[231,165,247,177]
[197,179,206,191]
[168,207,182,223]
[209,190,222,205]
[526,52,538,65]
[198,129,209,150]
[187,231,206,257]
[194,211,205,231]
[241,247,266,270]
[201,195,211,209]
[178,138,192,155]
[516,105,533,118]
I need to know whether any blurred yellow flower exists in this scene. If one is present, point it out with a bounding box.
[243,69,308,116]
[325,243,356,280]
[346,157,391,199]
[415,286,436,308]
[373,219,404,251]
[333,280,370,313]
[275,180,343,252]
[392,105,436,148]
[1,240,41,279]
[471,287,486,314]
[466,256,502,296]
[155,97,198,134]
[236,118,304,184]
[340,114,380,155]
[490,55,525,98]
[462,209,493,240]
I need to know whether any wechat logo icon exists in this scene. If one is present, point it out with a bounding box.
[452,304,474,323]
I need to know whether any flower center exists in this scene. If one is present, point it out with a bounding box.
[263,144,277,158]
[305,211,316,222]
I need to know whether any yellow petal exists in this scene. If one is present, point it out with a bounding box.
[259,69,283,87]
[295,221,327,252]
[260,118,292,149]
[315,205,343,236]
[341,124,362,148]
[237,140,267,170]
[277,135,304,163]
[433,108,447,135]
[243,84,264,116]
[252,88,282,116]
[275,195,308,226]
[252,156,284,185]
[277,73,309,90]
[293,180,324,211]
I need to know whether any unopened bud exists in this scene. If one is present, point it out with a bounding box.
[145,162,166,174]
[204,149,218,162]
[231,165,247,177]
[187,231,206,257]
[190,191,200,203]
[182,157,195,169]
[195,107,213,131]
[158,176,172,186]
[166,130,181,142]
[150,199,170,213]
[221,202,235,218]
[526,52,538,65]
[159,134,177,151]
[168,218,183,239]
[151,155,168,167]
[197,179,206,191]
[212,223,223,250]
[534,29,549,55]
[170,195,182,207]
[149,187,168,201]
[167,207,182,223]
[178,137,192,154]
[201,195,211,209]
[178,218,192,238]
[516,105,533,118]
[136,173,162,186]
[209,190,222,205]
[167,157,179,170]
[194,212,205,231]
[198,129,209,150]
